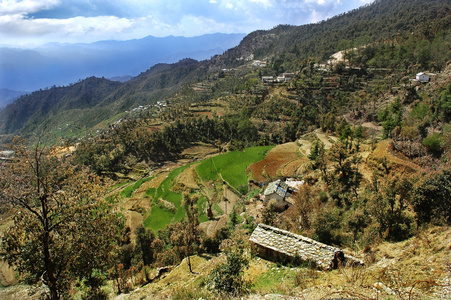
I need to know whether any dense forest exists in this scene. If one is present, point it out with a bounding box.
[1,0,451,299]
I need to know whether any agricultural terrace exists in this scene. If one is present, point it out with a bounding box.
[196,145,274,194]
[143,146,273,232]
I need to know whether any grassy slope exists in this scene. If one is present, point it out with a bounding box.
[140,146,272,232]
[196,146,274,192]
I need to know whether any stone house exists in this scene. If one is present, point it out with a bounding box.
[249,224,363,270]
[262,179,292,211]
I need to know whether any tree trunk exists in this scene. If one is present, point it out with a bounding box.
[43,230,59,300]
[187,255,193,273]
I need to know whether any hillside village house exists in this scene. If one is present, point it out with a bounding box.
[416,72,430,82]
[0,150,14,163]
[261,76,274,83]
[276,73,295,82]
[252,60,267,67]
[250,224,364,270]
[263,179,292,211]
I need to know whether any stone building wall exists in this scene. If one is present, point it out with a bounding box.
[249,224,363,270]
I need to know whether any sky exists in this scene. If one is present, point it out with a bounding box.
[0,0,374,48]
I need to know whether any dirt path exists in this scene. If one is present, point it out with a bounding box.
[0,261,17,286]
[217,186,240,214]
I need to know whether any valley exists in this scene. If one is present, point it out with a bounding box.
[0,0,451,299]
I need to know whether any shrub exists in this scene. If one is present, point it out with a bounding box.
[312,206,343,245]
[208,246,252,296]
[422,133,443,156]
[412,170,451,226]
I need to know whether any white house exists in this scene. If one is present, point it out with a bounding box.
[416,72,430,82]
[276,73,295,83]
[277,76,286,83]
[252,60,267,67]
[262,76,274,83]
[263,180,292,211]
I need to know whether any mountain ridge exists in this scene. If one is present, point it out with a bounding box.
[0,33,246,91]
[1,0,450,143]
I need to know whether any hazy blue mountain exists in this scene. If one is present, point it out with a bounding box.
[0,33,245,91]
[0,88,27,109]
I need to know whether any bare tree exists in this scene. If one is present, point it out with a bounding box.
[0,136,121,299]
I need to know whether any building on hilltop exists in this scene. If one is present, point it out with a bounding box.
[249,224,364,270]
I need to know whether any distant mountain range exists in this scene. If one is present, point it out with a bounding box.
[0,88,26,108]
[0,0,449,144]
[0,33,246,92]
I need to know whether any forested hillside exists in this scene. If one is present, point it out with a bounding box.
[1,0,451,299]
[1,0,450,145]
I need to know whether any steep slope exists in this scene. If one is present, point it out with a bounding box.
[212,0,451,68]
[0,77,122,135]
[1,0,450,142]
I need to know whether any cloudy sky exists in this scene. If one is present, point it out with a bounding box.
[0,0,374,47]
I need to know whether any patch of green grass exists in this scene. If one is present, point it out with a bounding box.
[145,188,156,198]
[111,181,130,190]
[143,205,176,232]
[121,176,154,198]
[246,188,262,201]
[144,146,272,232]
[252,266,298,293]
[150,165,191,202]
[213,203,224,215]
[144,163,211,232]
[196,146,273,194]
[197,195,209,223]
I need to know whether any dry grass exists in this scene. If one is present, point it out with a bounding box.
[175,163,200,189]
[369,139,425,174]
[102,226,450,299]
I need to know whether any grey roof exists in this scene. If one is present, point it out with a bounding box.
[249,224,363,270]
[264,180,290,198]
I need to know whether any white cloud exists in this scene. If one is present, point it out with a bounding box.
[309,9,324,23]
[250,0,273,9]
[0,0,375,47]
[0,0,59,16]
[0,14,137,44]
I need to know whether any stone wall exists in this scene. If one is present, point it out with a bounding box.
[249,224,363,270]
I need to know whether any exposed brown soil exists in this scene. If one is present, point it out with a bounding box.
[249,142,301,181]
[144,173,169,189]
[180,143,218,160]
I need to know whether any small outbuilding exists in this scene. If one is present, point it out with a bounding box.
[262,76,274,83]
[416,72,430,82]
[249,224,363,270]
